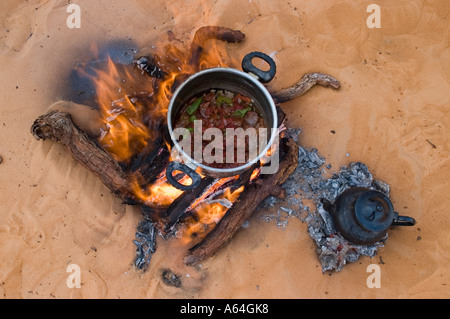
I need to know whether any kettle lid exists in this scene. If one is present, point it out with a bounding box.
[354,190,394,232]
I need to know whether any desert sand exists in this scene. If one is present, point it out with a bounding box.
[0,0,449,299]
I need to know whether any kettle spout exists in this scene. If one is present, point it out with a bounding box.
[392,212,416,226]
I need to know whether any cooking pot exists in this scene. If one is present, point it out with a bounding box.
[323,187,416,245]
[165,52,278,191]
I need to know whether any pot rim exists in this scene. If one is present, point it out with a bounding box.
[167,67,279,175]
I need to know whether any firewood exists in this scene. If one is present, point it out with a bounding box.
[184,137,299,265]
[163,161,261,232]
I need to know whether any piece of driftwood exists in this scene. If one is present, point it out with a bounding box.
[270,72,341,104]
[184,136,299,266]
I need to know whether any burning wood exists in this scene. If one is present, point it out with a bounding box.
[185,136,299,266]
[30,26,340,271]
[163,176,217,231]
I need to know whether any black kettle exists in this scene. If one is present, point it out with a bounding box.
[322,187,416,245]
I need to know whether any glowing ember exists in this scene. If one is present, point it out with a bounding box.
[250,167,262,181]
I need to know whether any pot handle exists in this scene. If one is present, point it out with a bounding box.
[392,212,416,227]
[166,161,202,191]
[242,51,276,83]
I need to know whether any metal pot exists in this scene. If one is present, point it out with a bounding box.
[166,52,278,191]
[323,187,416,245]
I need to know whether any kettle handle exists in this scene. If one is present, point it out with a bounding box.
[392,212,416,226]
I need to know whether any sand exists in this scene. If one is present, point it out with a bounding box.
[0,0,449,299]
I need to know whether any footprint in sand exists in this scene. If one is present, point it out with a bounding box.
[29,140,126,243]
[400,105,449,171]
[0,198,46,290]
[0,0,61,57]
[0,1,39,56]
[379,0,423,36]
[306,2,367,68]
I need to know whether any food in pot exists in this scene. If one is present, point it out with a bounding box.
[173,89,267,168]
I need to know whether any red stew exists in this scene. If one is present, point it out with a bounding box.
[174,89,266,169]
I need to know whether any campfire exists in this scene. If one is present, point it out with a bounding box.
[31,26,340,270]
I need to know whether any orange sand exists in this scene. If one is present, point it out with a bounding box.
[0,0,448,298]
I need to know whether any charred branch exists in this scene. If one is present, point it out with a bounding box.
[128,143,170,188]
[165,161,261,233]
[133,56,166,79]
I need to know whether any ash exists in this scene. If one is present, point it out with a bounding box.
[133,215,157,271]
[260,128,390,273]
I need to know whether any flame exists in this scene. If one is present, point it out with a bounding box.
[78,55,158,162]
[250,167,261,181]
[186,176,238,211]
[152,34,233,110]
[131,170,193,208]
[178,185,245,245]
[100,95,151,161]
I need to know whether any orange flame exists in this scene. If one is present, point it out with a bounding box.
[152,34,233,110]
[131,169,194,208]
[79,56,157,162]
[178,185,245,245]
